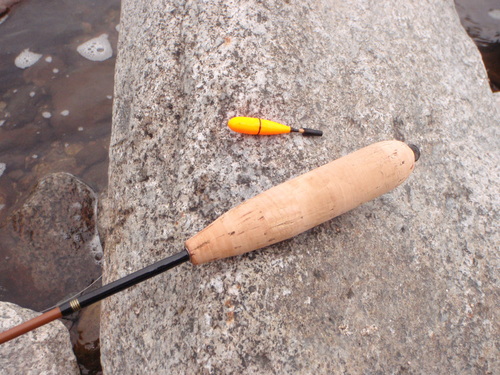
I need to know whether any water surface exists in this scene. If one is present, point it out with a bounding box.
[0,0,119,373]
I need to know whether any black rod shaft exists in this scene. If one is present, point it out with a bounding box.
[60,250,190,315]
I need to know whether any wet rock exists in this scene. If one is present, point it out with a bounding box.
[0,0,21,16]
[101,0,499,374]
[64,142,85,157]
[0,301,80,375]
[75,140,109,167]
[82,160,109,192]
[0,173,15,222]
[0,152,25,175]
[73,302,102,374]
[31,148,80,177]
[1,172,102,311]
[76,139,110,191]
[5,168,23,182]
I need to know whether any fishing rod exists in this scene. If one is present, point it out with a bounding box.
[0,140,420,345]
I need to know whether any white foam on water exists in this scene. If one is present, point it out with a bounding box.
[42,111,52,118]
[77,34,113,62]
[60,110,70,116]
[0,163,6,177]
[45,56,53,63]
[14,49,43,69]
[489,9,500,20]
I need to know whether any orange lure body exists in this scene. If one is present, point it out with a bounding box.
[228,117,322,136]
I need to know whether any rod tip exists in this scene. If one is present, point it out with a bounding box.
[407,144,420,162]
[300,128,323,136]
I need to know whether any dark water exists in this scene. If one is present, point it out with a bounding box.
[0,0,498,374]
[455,0,500,91]
[0,0,119,373]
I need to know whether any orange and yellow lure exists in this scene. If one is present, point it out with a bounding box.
[228,117,323,136]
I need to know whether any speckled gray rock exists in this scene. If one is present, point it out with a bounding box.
[101,0,499,373]
[0,302,79,374]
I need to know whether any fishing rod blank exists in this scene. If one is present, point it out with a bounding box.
[0,140,419,345]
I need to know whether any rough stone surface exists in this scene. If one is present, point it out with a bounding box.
[0,172,102,311]
[72,302,102,373]
[0,0,21,15]
[0,301,79,374]
[101,0,499,373]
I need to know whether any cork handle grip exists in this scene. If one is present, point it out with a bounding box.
[185,140,416,265]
